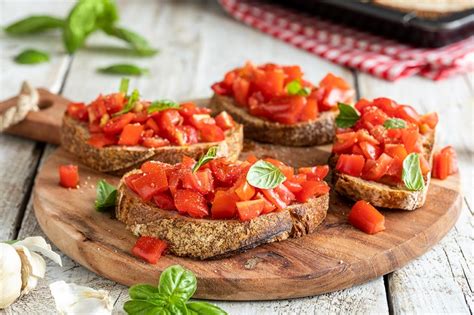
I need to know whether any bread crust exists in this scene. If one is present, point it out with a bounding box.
[60,115,243,174]
[116,172,329,259]
[209,94,336,146]
[331,129,436,210]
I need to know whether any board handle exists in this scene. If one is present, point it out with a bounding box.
[0,89,72,145]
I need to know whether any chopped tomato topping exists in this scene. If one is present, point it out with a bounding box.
[295,180,330,203]
[59,165,79,188]
[87,133,116,148]
[174,189,209,218]
[336,154,365,177]
[432,146,458,180]
[215,111,235,130]
[153,192,175,210]
[130,170,168,201]
[211,190,238,219]
[236,199,265,221]
[67,102,88,121]
[118,124,144,146]
[348,200,385,234]
[199,124,225,142]
[132,236,167,264]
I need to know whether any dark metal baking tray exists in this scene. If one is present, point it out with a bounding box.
[272,0,474,48]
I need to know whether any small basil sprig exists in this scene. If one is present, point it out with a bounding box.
[384,118,406,129]
[95,179,117,212]
[98,64,149,76]
[147,100,180,114]
[113,88,140,116]
[246,160,286,189]
[402,153,425,191]
[336,102,360,128]
[192,146,218,173]
[103,26,158,56]
[286,80,311,96]
[14,49,50,64]
[4,15,64,35]
[124,265,227,315]
[119,77,130,94]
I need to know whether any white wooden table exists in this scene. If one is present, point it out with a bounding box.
[0,0,472,314]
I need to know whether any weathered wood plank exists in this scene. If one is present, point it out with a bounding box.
[358,72,473,314]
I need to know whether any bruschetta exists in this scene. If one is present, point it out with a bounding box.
[330,97,438,210]
[116,153,330,259]
[60,80,243,174]
[209,62,354,146]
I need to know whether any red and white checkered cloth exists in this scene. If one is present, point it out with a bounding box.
[219,0,474,81]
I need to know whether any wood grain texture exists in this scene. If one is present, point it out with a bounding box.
[358,72,474,314]
[32,144,461,300]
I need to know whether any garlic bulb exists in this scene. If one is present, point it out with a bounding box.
[50,281,113,315]
[0,243,22,308]
[0,236,62,309]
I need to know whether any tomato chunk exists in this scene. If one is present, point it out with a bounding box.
[433,146,458,180]
[236,199,265,221]
[215,111,235,130]
[67,102,88,121]
[336,154,365,177]
[234,179,256,201]
[131,236,167,264]
[295,180,330,202]
[87,133,116,148]
[153,192,175,210]
[131,170,168,201]
[103,112,135,135]
[59,165,79,188]
[211,190,238,219]
[200,124,225,142]
[348,200,385,234]
[118,124,144,146]
[174,189,209,218]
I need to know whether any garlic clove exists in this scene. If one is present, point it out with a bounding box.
[49,281,113,315]
[0,243,22,309]
[13,236,62,267]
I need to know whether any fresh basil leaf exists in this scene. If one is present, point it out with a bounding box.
[123,299,167,315]
[4,15,64,35]
[103,26,158,56]
[119,77,130,94]
[383,118,406,129]
[94,179,117,212]
[402,153,425,191]
[187,302,228,315]
[14,49,50,64]
[192,146,218,173]
[286,80,311,96]
[98,64,148,76]
[147,100,180,114]
[158,265,197,303]
[113,88,140,116]
[336,102,360,128]
[246,160,287,189]
[128,284,161,300]
[63,0,118,53]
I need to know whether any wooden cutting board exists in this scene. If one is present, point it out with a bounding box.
[33,143,462,300]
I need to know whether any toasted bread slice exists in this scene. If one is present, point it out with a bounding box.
[116,171,329,260]
[209,94,337,146]
[60,115,243,174]
[331,129,435,210]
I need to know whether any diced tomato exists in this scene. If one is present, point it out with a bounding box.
[401,128,420,153]
[199,124,225,142]
[189,114,215,130]
[236,199,265,221]
[372,97,398,116]
[211,82,229,95]
[87,96,107,124]
[142,137,170,148]
[174,189,209,218]
[182,125,199,144]
[283,65,303,82]
[131,236,167,264]
[210,159,242,187]
[319,73,351,90]
[356,129,379,145]
[384,144,408,178]
[246,154,258,164]
[103,93,125,114]
[295,180,330,202]
[67,102,88,121]
[420,112,438,129]
[362,153,393,181]
[262,188,287,210]
[254,192,276,214]
[118,124,144,146]
[395,105,420,124]
[352,144,364,156]
[234,179,256,201]
[433,146,458,179]
[215,111,235,130]
[336,154,365,177]
[283,180,303,193]
[259,95,306,124]
[348,200,385,234]
[211,190,238,219]
[140,161,171,174]
[103,112,135,135]
[298,165,329,181]
[333,132,358,154]
[359,141,381,160]
[354,98,371,113]
[89,123,102,134]
[132,111,148,124]
[253,67,285,99]
[131,170,168,201]
[232,77,250,106]
[178,102,199,118]
[153,192,175,210]
[360,107,388,128]
[124,173,143,193]
[196,169,214,194]
[88,131,116,148]
[145,118,160,134]
[300,97,318,121]
[59,165,79,188]
[159,109,183,126]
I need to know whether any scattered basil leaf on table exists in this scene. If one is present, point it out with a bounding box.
[383,118,406,129]
[335,102,360,128]
[402,153,425,191]
[246,160,286,189]
[286,80,311,96]
[119,77,130,94]
[94,179,117,212]
[14,49,50,64]
[124,265,227,315]
[113,88,140,116]
[98,64,148,76]
[63,0,119,53]
[103,26,158,56]
[147,99,180,114]
[192,146,218,173]
[4,15,64,35]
